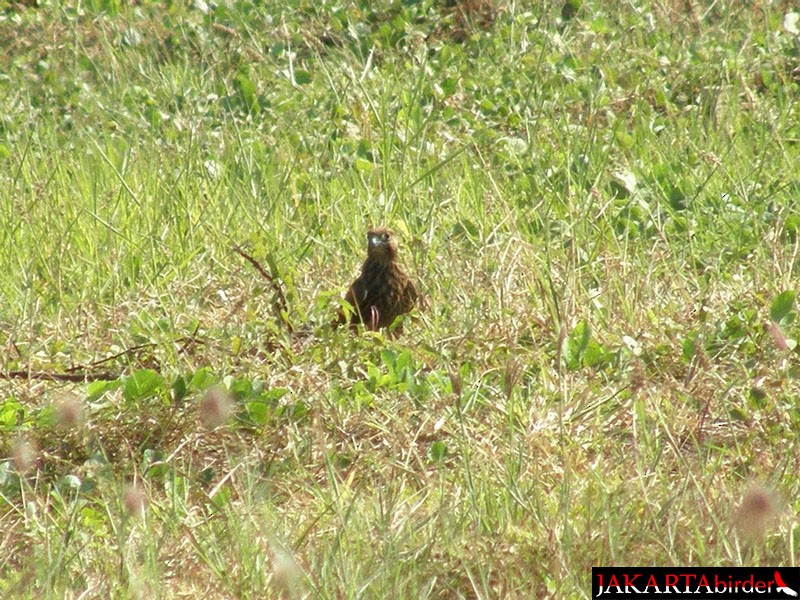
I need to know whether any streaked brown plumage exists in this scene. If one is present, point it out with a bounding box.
[337,227,417,332]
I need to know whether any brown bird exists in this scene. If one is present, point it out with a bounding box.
[337,227,418,332]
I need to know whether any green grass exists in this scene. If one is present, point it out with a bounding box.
[1,0,799,597]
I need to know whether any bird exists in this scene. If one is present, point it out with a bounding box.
[336,227,418,332]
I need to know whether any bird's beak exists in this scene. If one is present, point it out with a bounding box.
[368,235,385,248]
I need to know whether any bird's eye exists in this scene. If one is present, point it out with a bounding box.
[382,233,389,241]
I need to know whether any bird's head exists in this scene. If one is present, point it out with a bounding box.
[366,227,397,262]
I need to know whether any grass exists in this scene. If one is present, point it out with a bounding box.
[1,0,799,597]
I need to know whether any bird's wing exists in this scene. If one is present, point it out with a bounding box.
[404,279,418,305]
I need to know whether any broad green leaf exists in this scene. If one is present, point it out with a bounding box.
[293,70,312,85]
[681,335,696,362]
[123,369,164,402]
[171,376,187,403]
[0,398,22,428]
[770,290,795,323]
[246,400,269,426]
[86,378,122,402]
[583,340,609,368]
[190,368,217,391]
[565,320,591,370]
[428,441,447,462]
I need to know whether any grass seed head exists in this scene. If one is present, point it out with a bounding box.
[199,387,234,429]
[11,438,38,473]
[55,396,85,427]
[733,484,780,540]
[272,547,303,597]
[123,485,148,519]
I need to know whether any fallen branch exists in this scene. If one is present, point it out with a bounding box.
[63,333,202,373]
[1,332,203,383]
[0,370,118,382]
